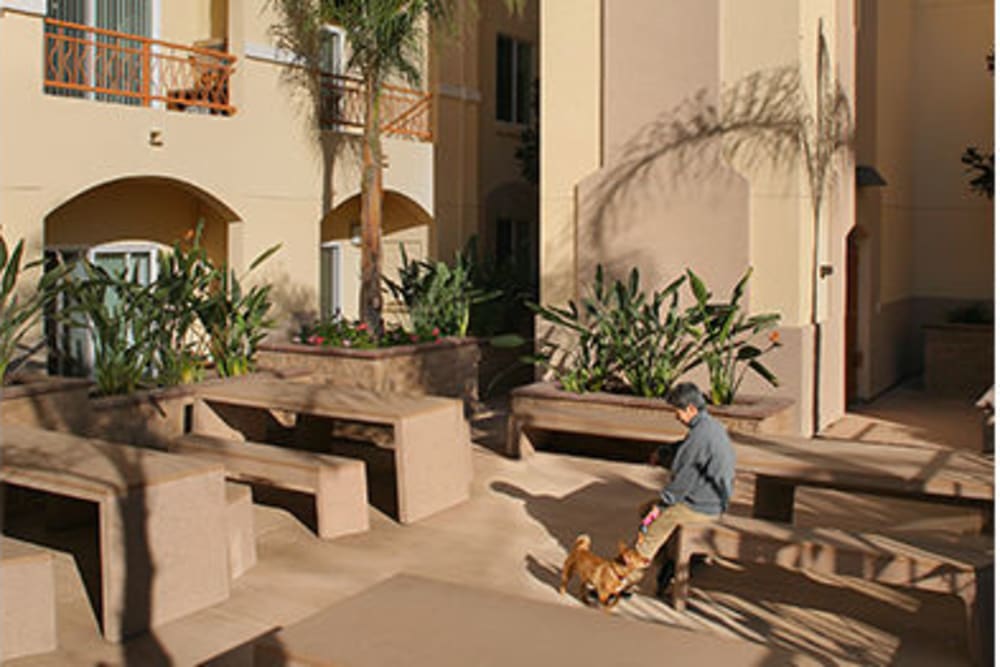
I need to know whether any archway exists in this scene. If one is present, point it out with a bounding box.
[319,190,433,320]
[44,176,239,266]
[43,176,240,374]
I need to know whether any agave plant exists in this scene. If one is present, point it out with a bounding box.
[531,266,697,397]
[197,245,280,377]
[684,268,781,405]
[0,239,67,384]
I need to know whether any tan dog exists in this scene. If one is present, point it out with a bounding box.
[560,535,648,610]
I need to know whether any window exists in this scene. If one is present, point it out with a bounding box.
[318,24,345,129]
[45,242,159,376]
[46,0,154,104]
[495,218,531,270]
[496,34,531,124]
[320,242,343,320]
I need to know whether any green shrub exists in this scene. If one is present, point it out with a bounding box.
[531,265,783,404]
[531,266,696,397]
[61,262,155,396]
[0,239,67,384]
[196,245,279,378]
[685,268,781,405]
[383,245,498,338]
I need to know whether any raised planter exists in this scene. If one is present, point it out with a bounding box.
[0,376,91,433]
[82,368,314,450]
[923,324,994,399]
[257,338,481,411]
[509,382,796,458]
[84,384,196,451]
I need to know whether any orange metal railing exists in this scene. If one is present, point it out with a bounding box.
[43,18,237,115]
[318,72,432,142]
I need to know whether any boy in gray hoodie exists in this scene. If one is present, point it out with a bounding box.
[624,382,735,591]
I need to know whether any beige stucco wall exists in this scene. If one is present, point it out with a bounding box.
[539,0,601,307]
[431,0,538,267]
[0,1,435,330]
[541,0,855,434]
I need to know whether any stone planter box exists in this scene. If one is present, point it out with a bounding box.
[0,376,91,433]
[508,382,796,458]
[257,338,481,411]
[923,324,994,399]
[84,385,196,451]
[82,369,313,450]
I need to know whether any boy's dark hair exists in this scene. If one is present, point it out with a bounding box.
[667,382,706,411]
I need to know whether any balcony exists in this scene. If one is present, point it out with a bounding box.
[318,72,432,142]
[43,18,236,116]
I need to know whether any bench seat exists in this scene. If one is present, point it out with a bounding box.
[0,537,57,661]
[169,434,369,539]
[672,515,994,665]
[225,482,256,579]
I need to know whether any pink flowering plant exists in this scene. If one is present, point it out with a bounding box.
[297,317,444,349]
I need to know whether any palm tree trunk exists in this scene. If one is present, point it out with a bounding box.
[360,74,384,335]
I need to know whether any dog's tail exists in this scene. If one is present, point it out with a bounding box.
[572,534,591,552]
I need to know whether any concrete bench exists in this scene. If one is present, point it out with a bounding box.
[0,537,57,661]
[225,482,256,579]
[670,515,994,666]
[169,434,369,540]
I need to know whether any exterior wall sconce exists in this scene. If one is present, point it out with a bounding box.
[819,264,834,278]
[349,223,361,246]
[149,129,164,147]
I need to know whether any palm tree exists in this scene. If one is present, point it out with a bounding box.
[272,0,523,335]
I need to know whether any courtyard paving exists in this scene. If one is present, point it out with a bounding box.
[5,382,989,666]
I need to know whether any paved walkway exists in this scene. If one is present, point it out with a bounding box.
[6,383,989,666]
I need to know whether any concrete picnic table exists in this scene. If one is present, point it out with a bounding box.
[0,424,230,641]
[191,378,472,524]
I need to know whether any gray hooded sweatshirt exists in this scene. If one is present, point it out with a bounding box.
[654,409,735,515]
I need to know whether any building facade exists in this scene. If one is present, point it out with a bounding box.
[0,0,539,363]
[540,0,993,435]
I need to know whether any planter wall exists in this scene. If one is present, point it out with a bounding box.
[258,338,481,411]
[83,386,195,451]
[0,377,91,433]
[923,324,994,399]
[513,382,796,439]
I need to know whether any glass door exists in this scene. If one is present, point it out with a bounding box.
[320,242,342,320]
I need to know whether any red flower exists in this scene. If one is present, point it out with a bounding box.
[768,330,781,344]
[357,322,368,331]
[431,327,440,337]
[409,334,419,342]
[307,335,324,346]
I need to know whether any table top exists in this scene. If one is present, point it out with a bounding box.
[0,424,223,500]
[732,433,994,502]
[195,378,458,422]
[255,574,803,666]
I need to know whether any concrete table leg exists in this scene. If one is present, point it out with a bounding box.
[752,476,796,523]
